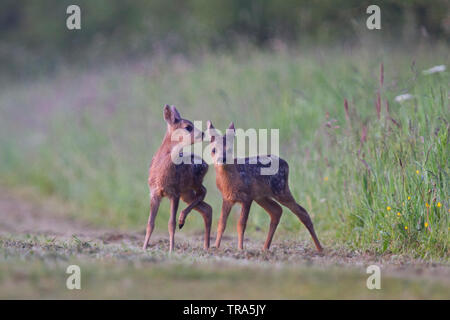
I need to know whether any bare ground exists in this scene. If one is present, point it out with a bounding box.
[0,187,449,299]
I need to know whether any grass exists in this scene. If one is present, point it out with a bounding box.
[1,235,448,299]
[2,259,448,299]
[0,43,448,259]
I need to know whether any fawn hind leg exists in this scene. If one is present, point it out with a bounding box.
[237,201,252,250]
[275,192,323,252]
[178,186,206,229]
[255,197,282,250]
[180,191,212,249]
[143,193,162,250]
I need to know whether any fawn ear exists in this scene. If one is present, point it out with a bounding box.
[171,105,181,122]
[225,122,235,147]
[163,104,180,125]
[207,120,215,142]
[228,122,235,133]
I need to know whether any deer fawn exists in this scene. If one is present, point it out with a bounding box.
[206,121,323,252]
[142,105,212,252]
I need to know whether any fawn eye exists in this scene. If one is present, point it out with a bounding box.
[212,148,216,154]
[185,125,193,132]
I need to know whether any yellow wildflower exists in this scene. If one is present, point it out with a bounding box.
[407,196,411,200]
[424,222,428,228]
[404,226,408,230]
[386,206,391,211]
[416,170,420,175]
[425,203,430,208]
[323,176,329,182]
[397,212,401,216]
[437,202,441,208]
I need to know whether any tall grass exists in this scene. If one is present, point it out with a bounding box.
[0,44,448,258]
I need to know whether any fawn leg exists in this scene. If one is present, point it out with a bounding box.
[255,197,282,250]
[178,186,206,229]
[192,202,212,249]
[276,192,323,252]
[143,194,161,250]
[180,191,212,249]
[168,196,180,252]
[237,201,252,250]
[215,200,234,248]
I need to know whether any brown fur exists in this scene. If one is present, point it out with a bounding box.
[142,105,212,252]
[207,121,323,251]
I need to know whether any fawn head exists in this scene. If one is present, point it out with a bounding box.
[164,105,203,146]
[206,120,235,164]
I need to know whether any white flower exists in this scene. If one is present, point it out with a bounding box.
[422,65,446,75]
[395,93,413,103]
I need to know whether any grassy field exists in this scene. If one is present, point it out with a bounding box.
[2,254,448,299]
[0,43,448,262]
[0,187,448,299]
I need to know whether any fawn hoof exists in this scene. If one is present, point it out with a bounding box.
[178,211,187,229]
[314,243,324,253]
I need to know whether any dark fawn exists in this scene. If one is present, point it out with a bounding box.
[143,105,212,252]
[206,121,323,251]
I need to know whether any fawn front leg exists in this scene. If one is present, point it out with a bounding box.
[178,186,206,229]
[180,191,212,250]
[168,196,180,252]
[143,194,161,250]
[237,201,252,250]
[215,200,234,248]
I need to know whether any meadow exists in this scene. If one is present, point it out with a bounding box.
[0,42,448,261]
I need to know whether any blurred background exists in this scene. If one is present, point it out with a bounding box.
[1,0,449,80]
[0,1,448,261]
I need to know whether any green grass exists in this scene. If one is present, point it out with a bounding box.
[2,259,448,299]
[1,235,448,299]
[0,43,448,259]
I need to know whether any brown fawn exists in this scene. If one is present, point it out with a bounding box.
[143,105,212,252]
[206,120,323,251]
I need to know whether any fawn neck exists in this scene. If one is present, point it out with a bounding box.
[155,130,183,161]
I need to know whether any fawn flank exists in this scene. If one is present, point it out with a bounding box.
[206,121,323,251]
[143,105,212,252]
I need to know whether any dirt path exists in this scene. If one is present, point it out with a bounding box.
[0,187,449,283]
